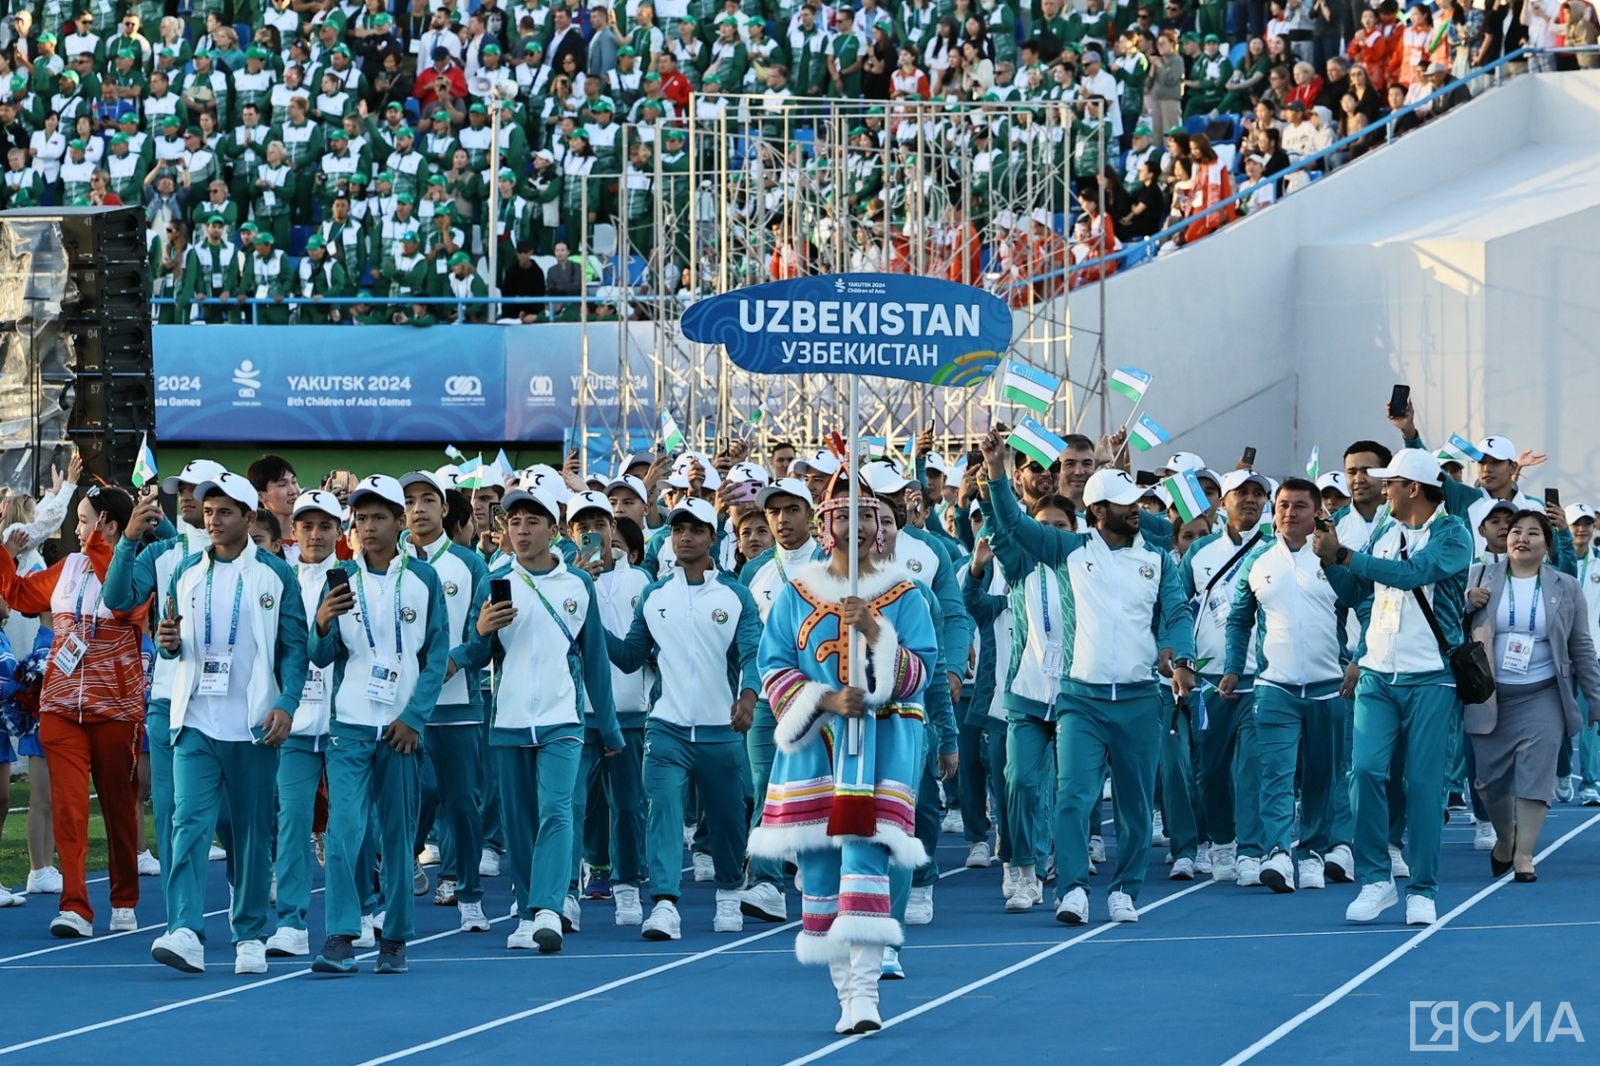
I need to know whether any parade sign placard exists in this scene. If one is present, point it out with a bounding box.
[679,273,1010,386]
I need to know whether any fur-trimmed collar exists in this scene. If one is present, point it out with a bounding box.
[790,560,917,601]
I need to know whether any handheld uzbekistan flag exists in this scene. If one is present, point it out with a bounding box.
[1447,434,1486,462]
[1162,471,1209,524]
[131,433,157,489]
[457,454,484,489]
[1001,361,1060,414]
[492,448,515,481]
[1305,445,1320,480]
[661,411,686,451]
[444,444,467,462]
[1007,416,1068,469]
[1108,366,1153,403]
[1128,414,1171,452]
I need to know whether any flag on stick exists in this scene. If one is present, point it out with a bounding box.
[1128,414,1172,452]
[131,434,157,489]
[1001,361,1061,414]
[1163,471,1209,523]
[661,411,685,451]
[1007,416,1068,469]
[1108,366,1153,403]
[1447,434,1486,462]
[1305,445,1320,480]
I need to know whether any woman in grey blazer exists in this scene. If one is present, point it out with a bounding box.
[1465,510,1600,881]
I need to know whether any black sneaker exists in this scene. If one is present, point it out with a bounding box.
[311,934,358,975]
[375,938,407,975]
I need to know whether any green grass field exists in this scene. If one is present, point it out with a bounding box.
[1,772,155,890]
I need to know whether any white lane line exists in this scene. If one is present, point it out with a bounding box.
[1219,810,1600,1066]
[778,879,1216,1066]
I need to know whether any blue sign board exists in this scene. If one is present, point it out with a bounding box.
[679,273,1009,387]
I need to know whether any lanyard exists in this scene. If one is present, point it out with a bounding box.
[1506,567,1541,632]
[1038,563,1054,637]
[353,555,409,658]
[515,568,578,654]
[203,560,245,654]
[74,568,105,638]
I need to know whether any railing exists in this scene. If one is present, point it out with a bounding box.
[150,292,684,324]
[1014,45,1597,292]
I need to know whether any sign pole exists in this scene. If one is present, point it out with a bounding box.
[846,373,863,757]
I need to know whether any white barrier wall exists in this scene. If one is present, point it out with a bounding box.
[1071,72,1600,497]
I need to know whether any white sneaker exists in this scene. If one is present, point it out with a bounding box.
[1298,857,1326,890]
[1107,891,1138,923]
[682,824,695,848]
[1089,835,1106,864]
[532,910,563,952]
[1102,778,1113,801]
[458,900,490,932]
[966,840,993,868]
[1388,844,1410,879]
[1260,851,1295,894]
[1345,880,1399,923]
[713,889,744,932]
[136,851,161,877]
[691,852,715,882]
[417,843,442,866]
[109,907,138,931]
[208,844,226,861]
[1210,842,1237,882]
[1194,843,1213,876]
[0,885,24,908]
[1055,886,1088,925]
[1579,785,1600,807]
[412,860,429,896]
[614,883,644,926]
[941,808,964,835]
[1473,822,1497,852]
[50,910,92,938]
[905,885,934,926]
[265,927,310,957]
[479,848,501,878]
[26,865,63,894]
[561,894,582,933]
[642,899,682,941]
[1004,874,1043,912]
[268,874,276,906]
[371,911,385,937]
[234,939,267,975]
[151,927,205,972]
[433,878,458,906]
[1555,775,1575,803]
[1001,864,1020,900]
[506,919,536,950]
[1324,844,1354,883]
[881,945,905,979]
[1169,857,1196,881]
[353,914,376,949]
[1405,894,1437,926]
[738,881,786,922]
[1236,855,1262,887]
[1151,812,1169,847]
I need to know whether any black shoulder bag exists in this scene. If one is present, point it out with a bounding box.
[1403,544,1495,705]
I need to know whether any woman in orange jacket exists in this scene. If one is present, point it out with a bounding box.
[1181,134,1237,246]
[1347,8,1394,93]
[0,485,150,939]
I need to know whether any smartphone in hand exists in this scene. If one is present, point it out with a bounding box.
[1388,384,1411,419]
[490,578,513,604]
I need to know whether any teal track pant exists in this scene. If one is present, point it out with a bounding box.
[496,738,581,918]
[325,735,422,941]
[982,719,1012,864]
[1158,691,1201,860]
[414,723,484,903]
[1054,693,1161,900]
[745,701,784,888]
[1197,685,1264,857]
[1254,685,1349,859]
[956,719,990,845]
[1005,713,1055,870]
[478,721,504,852]
[146,705,176,901]
[167,729,277,942]
[571,726,645,889]
[1350,674,1459,898]
[642,721,746,900]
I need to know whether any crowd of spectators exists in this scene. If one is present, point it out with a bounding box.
[0,0,1592,323]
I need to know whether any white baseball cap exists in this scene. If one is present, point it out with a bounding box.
[1315,472,1350,496]
[1219,469,1272,496]
[605,475,649,503]
[1367,449,1445,486]
[1468,496,1517,533]
[667,452,722,491]
[291,489,344,521]
[195,472,259,512]
[1565,503,1595,526]
[1476,435,1517,462]
[1161,451,1206,474]
[757,478,812,509]
[862,460,913,495]
[1083,468,1149,507]
[399,470,448,499]
[726,461,771,486]
[502,487,562,521]
[666,497,717,528]
[791,449,841,477]
[565,490,613,523]
[517,464,572,503]
[348,474,406,510]
[161,458,229,495]
[925,452,950,476]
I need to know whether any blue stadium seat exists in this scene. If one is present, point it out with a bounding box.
[1229,41,1247,65]
[793,127,815,157]
[626,254,648,286]
[403,100,420,125]
[978,246,993,275]
[289,224,312,257]
[1053,212,1068,234]
[1184,114,1209,135]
